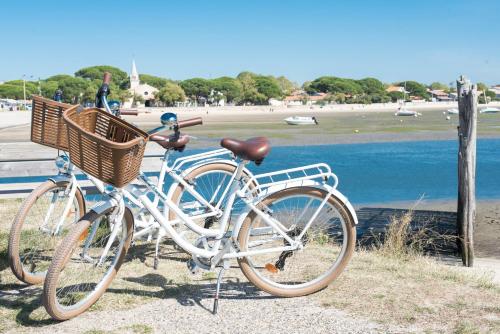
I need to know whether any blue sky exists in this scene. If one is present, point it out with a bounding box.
[1,0,498,85]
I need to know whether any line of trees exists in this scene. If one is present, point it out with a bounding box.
[0,65,497,105]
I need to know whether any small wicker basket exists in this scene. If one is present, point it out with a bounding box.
[30,95,74,151]
[63,106,149,188]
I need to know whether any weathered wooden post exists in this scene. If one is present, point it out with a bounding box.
[456,75,477,267]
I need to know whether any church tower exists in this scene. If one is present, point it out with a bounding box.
[130,59,140,89]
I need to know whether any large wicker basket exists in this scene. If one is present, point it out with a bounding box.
[63,107,149,188]
[31,95,74,151]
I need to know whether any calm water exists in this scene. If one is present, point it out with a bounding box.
[247,139,500,204]
[2,139,500,205]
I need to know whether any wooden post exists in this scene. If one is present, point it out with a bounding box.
[456,75,477,267]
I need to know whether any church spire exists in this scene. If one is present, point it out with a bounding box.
[130,59,139,89]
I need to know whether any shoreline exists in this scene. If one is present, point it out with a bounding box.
[358,198,500,259]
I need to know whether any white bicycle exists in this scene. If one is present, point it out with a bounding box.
[8,73,255,285]
[42,110,358,320]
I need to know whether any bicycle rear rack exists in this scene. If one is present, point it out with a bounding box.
[171,148,234,171]
[239,163,338,197]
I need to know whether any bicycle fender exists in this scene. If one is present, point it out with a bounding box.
[256,180,357,226]
[47,174,73,184]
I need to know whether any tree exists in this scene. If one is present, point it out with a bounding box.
[429,82,449,91]
[211,77,243,104]
[56,77,94,103]
[113,89,133,104]
[156,82,186,106]
[40,80,59,98]
[0,84,24,99]
[139,74,172,89]
[236,72,268,105]
[302,81,314,94]
[0,80,40,99]
[75,66,128,87]
[477,82,488,93]
[254,75,282,99]
[180,78,212,101]
[388,91,405,102]
[308,76,363,95]
[398,81,429,100]
[276,76,297,96]
[357,77,385,95]
[46,74,74,82]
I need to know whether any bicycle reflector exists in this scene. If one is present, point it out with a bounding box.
[265,263,279,274]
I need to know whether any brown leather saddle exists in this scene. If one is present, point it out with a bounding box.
[150,133,189,151]
[220,137,270,165]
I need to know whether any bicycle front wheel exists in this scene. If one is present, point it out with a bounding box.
[168,162,254,246]
[43,207,133,320]
[8,180,85,285]
[237,186,356,297]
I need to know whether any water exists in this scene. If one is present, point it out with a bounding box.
[2,139,500,205]
[246,139,500,204]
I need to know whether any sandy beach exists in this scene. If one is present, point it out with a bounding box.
[1,102,500,148]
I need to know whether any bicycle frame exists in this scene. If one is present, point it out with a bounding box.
[104,159,344,266]
[45,147,243,241]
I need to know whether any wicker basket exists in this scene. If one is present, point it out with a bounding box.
[31,95,74,151]
[63,107,149,188]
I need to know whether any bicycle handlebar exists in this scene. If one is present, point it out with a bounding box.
[147,117,203,136]
[177,117,203,129]
[103,72,111,85]
[120,110,139,116]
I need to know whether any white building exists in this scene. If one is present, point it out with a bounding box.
[123,60,158,108]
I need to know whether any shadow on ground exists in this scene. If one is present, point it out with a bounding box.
[114,273,275,314]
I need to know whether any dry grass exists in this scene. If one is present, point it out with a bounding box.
[317,206,499,333]
[316,249,499,333]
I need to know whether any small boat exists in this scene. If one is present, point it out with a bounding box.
[447,108,459,115]
[480,107,500,114]
[395,108,418,117]
[284,116,318,125]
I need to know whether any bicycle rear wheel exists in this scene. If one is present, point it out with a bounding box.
[237,186,356,297]
[43,207,133,320]
[8,180,85,284]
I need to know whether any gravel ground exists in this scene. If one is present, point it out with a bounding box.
[5,286,407,334]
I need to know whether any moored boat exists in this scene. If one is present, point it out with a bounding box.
[395,108,418,117]
[284,116,318,125]
[480,107,500,114]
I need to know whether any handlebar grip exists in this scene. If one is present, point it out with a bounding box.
[177,117,203,129]
[120,110,138,116]
[103,72,111,85]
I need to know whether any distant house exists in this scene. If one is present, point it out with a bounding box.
[385,85,406,93]
[409,95,426,103]
[428,89,453,102]
[284,91,328,106]
[268,98,283,106]
[489,85,500,99]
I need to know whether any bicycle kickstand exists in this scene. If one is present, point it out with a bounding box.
[213,265,227,315]
[153,228,166,270]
